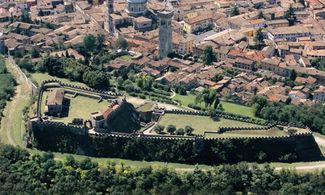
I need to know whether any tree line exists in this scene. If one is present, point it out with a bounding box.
[0,144,324,194]
[251,96,325,135]
[0,57,15,122]
[37,56,110,89]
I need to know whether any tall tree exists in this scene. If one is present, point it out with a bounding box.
[83,34,96,52]
[257,11,264,19]
[284,5,297,26]
[230,5,240,16]
[203,45,215,65]
[115,37,128,50]
[254,28,265,50]
[96,34,105,50]
[20,10,31,23]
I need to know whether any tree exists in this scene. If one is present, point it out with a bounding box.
[175,128,185,135]
[290,69,297,81]
[213,96,220,109]
[185,126,194,135]
[230,5,240,16]
[311,58,325,71]
[31,48,40,58]
[196,88,218,108]
[257,11,264,19]
[254,28,265,50]
[154,125,164,134]
[96,34,105,50]
[20,10,31,23]
[38,9,45,16]
[166,125,176,135]
[251,95,268,117]
[115,37,128,50]
[83,34,96,52]
[174,83,187,95]
[82,70,110,89]
[284,5,297,26]
[203,45,215,65]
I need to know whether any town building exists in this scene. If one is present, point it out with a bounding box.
[267,26,311,41]
[133,16,152,31]
[266,19,289,28]
[183,12,214,34]
[172,33,194,54]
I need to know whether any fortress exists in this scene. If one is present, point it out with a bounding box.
[27,80,323,164]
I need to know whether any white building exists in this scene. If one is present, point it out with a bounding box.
[267,26,311,41]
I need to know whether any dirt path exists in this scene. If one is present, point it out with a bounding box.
[1,87,18,145]
[0,59,30,146]
[170,90,176,98]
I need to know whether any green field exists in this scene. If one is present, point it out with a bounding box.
[158,114,262,135]
[31,73,88,87]
[41,90,110,124]
[173,94,256,118]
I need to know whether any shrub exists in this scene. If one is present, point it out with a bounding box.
[176,128,185,135]
[154,125,164,134]
[185,126,194,135]
[166,125,176,135]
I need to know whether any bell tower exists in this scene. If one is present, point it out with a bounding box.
[105,0,115,34]
[158,10,174,59]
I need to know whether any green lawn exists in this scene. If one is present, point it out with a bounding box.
[42,91,110,124]
[31,73,88,87]
[221,101,256,118]
[173,94,256,118]
[119,55,132,61]
[158,114,262,135]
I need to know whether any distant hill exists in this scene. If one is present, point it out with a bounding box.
[103,99,140,133]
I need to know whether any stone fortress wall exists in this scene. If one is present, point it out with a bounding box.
[30,80,313,145]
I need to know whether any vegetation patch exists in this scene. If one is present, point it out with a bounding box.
[173,94,256,118]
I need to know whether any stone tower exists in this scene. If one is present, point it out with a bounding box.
[105,0,115,34]
[158,10,173,59]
